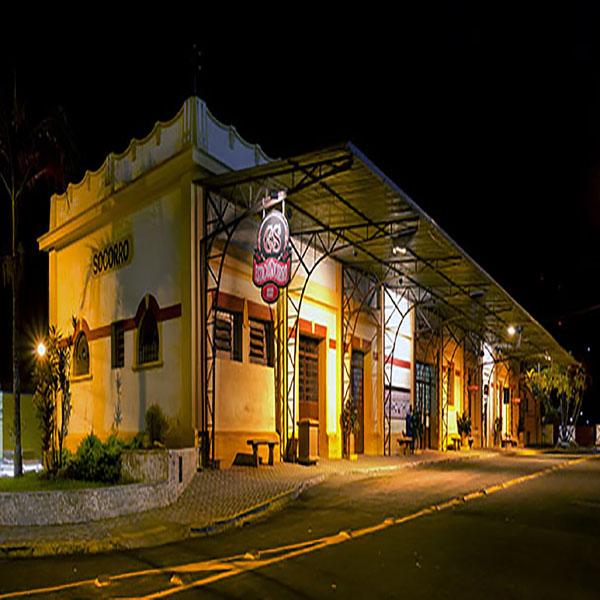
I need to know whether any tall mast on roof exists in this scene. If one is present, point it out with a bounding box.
[191,43,202,97]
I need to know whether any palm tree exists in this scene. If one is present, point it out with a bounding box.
[0,81,71,476]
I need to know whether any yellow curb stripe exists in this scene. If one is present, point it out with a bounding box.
[120,525,167,539]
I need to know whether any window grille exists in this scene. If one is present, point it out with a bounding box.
[351,350,364,407]
[111,321,125,369]
[416,362,434,415]
[216,310,242,361]
[73,331,90,376]
[138,311,159,365]
[249,318,274,366]
[299,336,319,418]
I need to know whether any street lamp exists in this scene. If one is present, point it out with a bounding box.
[37,342,46,358]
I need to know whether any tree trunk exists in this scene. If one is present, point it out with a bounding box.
[12,196,23,477]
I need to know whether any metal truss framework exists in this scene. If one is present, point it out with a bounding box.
[198,150,548,464]
[340,267,380,453]
[200,159,422,464]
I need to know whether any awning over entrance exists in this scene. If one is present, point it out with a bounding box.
[200,142,573,369]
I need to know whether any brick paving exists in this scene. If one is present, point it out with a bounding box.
[0,450,491,558]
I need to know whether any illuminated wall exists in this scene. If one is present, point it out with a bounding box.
[40,98,273,454]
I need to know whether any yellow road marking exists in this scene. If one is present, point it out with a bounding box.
[1,454,597,600]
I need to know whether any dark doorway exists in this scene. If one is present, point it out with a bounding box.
[351,350,365,453]
[299,335,319,421]
[416,362,435,449]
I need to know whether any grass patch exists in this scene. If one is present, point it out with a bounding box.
[0,471,133,493]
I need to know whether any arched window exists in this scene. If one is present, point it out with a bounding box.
[73,331,90,376]
[138,310,159,365]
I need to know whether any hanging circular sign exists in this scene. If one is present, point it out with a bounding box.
[252,210,291,304]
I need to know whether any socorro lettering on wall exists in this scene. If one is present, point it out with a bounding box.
[91,235,133,277]
[252,209,291,303]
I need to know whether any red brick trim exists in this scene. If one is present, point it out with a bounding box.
[134,294,161,326]
[212,290,244,313]
[248,299,272,322]
[82,300,182,342]
[384,356,411,369]
[159,303,182,322]
[298,318,312,334]
[73,318,91,340]
[314,324,327,339]
[88,325,111,341]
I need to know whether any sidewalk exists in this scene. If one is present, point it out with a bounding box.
[0,450,491,558]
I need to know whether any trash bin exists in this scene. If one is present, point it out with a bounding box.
[298,418,319,465]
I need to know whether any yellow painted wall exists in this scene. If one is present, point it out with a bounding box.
[215,359,275,432]
[49,168,195,450]
[354,314,382,455]
[439,338,465,449]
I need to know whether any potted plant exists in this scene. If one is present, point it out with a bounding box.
[340,396,360,459]
[456,411,472,448]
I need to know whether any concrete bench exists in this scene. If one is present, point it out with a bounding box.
[501,435,518,448]
[448,434,462,451]
[247,439,279,466]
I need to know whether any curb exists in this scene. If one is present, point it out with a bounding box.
[0,450,537,559]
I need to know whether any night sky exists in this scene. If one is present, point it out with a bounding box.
[1,8,599,418]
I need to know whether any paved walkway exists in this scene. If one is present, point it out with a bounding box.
[0,450,492,558]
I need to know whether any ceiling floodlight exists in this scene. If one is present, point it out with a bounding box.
[507,325,516,336]
[391,225,418,257]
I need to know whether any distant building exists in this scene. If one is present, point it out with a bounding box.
[39,98,573,466]
[1,391,40,461]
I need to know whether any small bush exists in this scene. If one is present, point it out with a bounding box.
[145,404,169,447]
[97,434,123,483]
[68,432,123,483]
[122,432,145,450]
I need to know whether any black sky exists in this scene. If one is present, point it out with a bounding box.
[1,7,599,415]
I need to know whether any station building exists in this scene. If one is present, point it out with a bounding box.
[38,97,573,466]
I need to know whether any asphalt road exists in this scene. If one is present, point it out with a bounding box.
[0,454,598,599]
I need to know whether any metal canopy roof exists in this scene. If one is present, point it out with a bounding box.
[200,142,574,366]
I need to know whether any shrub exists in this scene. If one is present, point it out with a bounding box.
[68,432,123,483]
[122,432,145,450]
[69,432,103,481]
[145,404,169,447]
